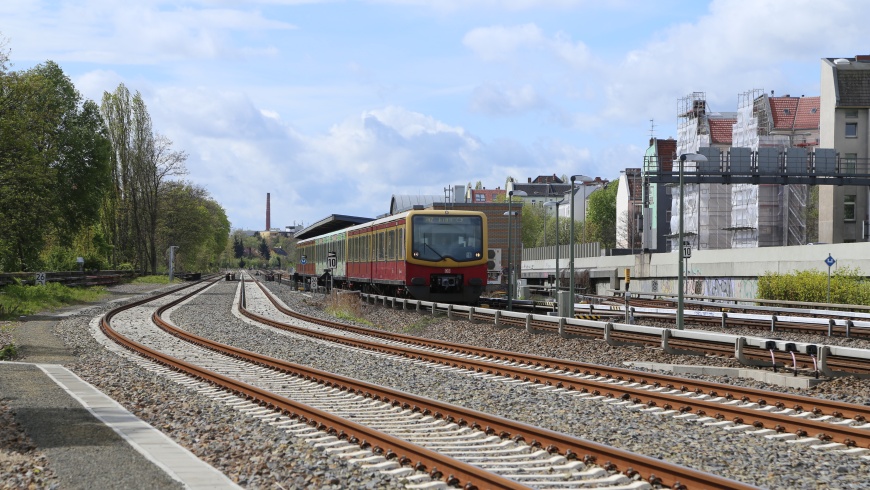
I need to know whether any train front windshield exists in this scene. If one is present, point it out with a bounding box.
[412,215,483,262]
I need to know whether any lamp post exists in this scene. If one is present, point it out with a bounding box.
[569,175,593,304]
[677,153,707,330]
[544,200,563,292]
[505,189,527,311]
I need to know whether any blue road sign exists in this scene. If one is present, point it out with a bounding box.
[825,254,835,267]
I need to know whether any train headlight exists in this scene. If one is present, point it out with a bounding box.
[474,252,481,258]
[412,251,420,258]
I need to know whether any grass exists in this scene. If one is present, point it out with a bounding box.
[131,275,182,285]
[0,282,105,321]
[401,316,435,335]
[0,322,15,360]
[0,282,106,359]
[323,292,376,328]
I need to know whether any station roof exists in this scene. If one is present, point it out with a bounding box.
[294,214,373,240]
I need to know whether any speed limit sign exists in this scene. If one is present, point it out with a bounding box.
[327,251,337,269]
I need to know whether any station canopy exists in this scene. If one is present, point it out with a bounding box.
[293,214,373,240]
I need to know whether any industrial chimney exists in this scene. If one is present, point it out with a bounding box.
[266,193,271,231]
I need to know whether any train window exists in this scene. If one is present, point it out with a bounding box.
[398,228,405,260]
[366,234,371,262]
[387,230,395,260]
[411,215,484,262]
[377,232,384,261]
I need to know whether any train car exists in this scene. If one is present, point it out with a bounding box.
[296,208,487,303]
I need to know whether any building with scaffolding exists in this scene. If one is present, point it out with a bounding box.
[729,89,819,248]
[661,91,820,252]
[669,93,735,252]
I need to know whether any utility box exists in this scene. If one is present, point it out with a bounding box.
[518,285,530,300]
[557,290,573,318]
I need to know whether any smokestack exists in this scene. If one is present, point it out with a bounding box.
[266,193,271,231]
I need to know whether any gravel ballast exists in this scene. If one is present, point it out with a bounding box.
[4,279,870,489]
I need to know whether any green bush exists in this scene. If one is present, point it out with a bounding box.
[0,343,17,360]
[0,282,105,320]
[758,266,870,305]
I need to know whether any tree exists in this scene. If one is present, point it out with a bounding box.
[616,210,642,250]
[586,180,619,249]
[101,84,187,274]
[157,181,229,272]
[259,238,271,260]
[0,61,111,271]
[233,234,245,259]
[0,33,8,73]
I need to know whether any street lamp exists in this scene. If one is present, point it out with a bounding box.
[504,189,527,311]
[677,153,707,330]
[543,200,563,293]
[569,175,593,304]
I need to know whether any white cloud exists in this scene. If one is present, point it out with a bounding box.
[463,24,544,62]
[470,83,544,116]
[0,1,295,64]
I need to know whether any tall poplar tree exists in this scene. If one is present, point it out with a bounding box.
[101,84,186,273]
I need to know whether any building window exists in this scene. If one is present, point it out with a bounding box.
[475,193,486,202]
[844,194,856,222]
[845,109,859,118]
[844,153,858,173]
[845,122,858,137]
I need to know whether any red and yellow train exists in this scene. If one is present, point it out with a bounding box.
[295,209,488,303]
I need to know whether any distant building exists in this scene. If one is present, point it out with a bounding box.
[507,175,607,223]
[615,168,643,250]
[819,55,870,243]
[641,138,676,252]
[664,90,821,251]
[466,187,505,203]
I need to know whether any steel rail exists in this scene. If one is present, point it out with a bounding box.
[376,293,870,375]
[219,279,754,489]
[101,280,527,489]
[251,280,870,450]
[255,281,870,421]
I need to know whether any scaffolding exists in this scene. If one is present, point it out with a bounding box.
[676,93,710,156]
[727,89,809,248]
[671,93,732,250]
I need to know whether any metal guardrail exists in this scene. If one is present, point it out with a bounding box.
[612,289,870,312]
[0,271,134,288]
[360,293,870,378]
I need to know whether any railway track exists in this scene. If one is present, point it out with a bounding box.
[98,275,753,489]
[244,278,870,459]
[591,293,870,339]
[359,291,870,377]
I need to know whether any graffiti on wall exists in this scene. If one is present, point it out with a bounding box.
[633,277,757,300]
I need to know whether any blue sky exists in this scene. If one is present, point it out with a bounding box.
[2,0,868,231]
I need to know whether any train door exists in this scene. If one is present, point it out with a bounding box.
[386,227,396,280]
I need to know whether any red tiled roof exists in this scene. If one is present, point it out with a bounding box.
[708,118,735,145]
[532,174,563,184]
[793,96,820,129]
[769,97,799,130]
